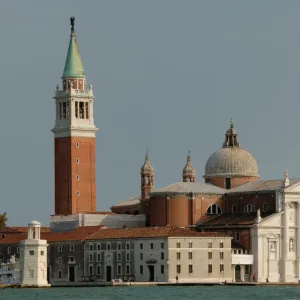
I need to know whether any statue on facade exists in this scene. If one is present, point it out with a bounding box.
[70,16,75,32]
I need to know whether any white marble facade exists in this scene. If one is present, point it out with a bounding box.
[251,176,300,282]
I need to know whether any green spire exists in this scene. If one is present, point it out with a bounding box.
[62,17,85,78]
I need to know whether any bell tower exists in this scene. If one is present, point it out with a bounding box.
[52,17,98,215]
[182,151,196,182]
[140,150,154,199]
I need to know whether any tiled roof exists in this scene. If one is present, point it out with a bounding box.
[0,227,50,233]
[0,233,27,244]
[198,212,273,227]
[228,179,300,193]
[41,226,105,242]
[86,226,228,240]
[112,196,141,207]
[150,182,226,195]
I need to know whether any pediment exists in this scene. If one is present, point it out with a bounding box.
[258,212,282,227]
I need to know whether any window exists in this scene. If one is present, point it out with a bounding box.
[75,102,78,118]
[58,257,62,264]
[58,270,62,279]
[126,243,130,250]
[232,205,236,213]
[225,178,231,189]
[177,252,181,260]
[126,253,130,261]
[177,265,181,274]
[97,254,101,262]
[188,252,193,259]
[76,191,80,196]
[41,251,44,256]
[85,102,89,119]
[161,265,165,274]
[208,252,212,259]
[70,244,74,251]
[89,244,93,251]
[150,243,154,249]
[220,264,224,273]
[97,244,101,251]
[245,265,251,274]
[17,247,19,254]
[235,232,240,241]
[7,247,10,254]
[140,253,143,260]
[76,175,80,181]
[117,265,122,275]
[76,142,80,148]
[176,242,181,248]
[244,204,256,213]
[161,252,164,260]
[161,243,164,249]
[140,243,143,250]
[97,265,101,275]
[79,102,84,119]
[140,265,143,274]
[89,254,93,262]
[208,264,212,273]
[76,158,80,164]
[220,243,224,248]
[206,204,222,215]
[208,243,212,248]
[189,264,193,273]
[220,252,224,259]
[107,244,111,251]
[118,244,121,250]
[188,242,193,248]
[89,265,93,275]
[29,250,34,256]
[126,265,130,275]
[263,203,268,212]
[69,256,75,262]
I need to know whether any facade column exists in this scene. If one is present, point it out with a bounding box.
[297,202,300,278]
[240,265,245,282]
[282,202,289,282]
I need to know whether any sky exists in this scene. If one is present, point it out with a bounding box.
[1,0,300,225]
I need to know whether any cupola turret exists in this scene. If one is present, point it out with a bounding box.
[182,151,196,182]
[140,149,154,199]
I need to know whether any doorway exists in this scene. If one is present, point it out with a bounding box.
[69,266,75,282]
[106,266,112,282]
[47,267,50,283]
[148,265,155,282]
[235,265,241,282]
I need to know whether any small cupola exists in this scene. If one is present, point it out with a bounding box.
[28,220,41,240]
[182,151,196,182]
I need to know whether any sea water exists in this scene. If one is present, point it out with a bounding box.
[1,286,300,300]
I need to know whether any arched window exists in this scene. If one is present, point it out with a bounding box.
[206,204,222,215]
[244,204,256,213]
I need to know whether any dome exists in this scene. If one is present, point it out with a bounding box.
[182,151,196,176]
[28,220,41,227]
[204,120,259,178]
[204,147,259,178]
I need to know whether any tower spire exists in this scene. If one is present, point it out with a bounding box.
[140,149,154,199]
[182,150,196,182]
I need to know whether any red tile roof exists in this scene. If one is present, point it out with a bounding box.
[85,226,228,240]
[0,227,50,233]
[0,233,27,244]
[198,212,274,227]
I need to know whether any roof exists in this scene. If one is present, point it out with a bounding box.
[112,196,141,207]
[62,30,85,78]
[0,227,50,233]
[86,226,228,240]
[28,220,41,226]
[150,182,226,195]
[228,179,300,194]
[198,212,273,228]
[0,226,105,244]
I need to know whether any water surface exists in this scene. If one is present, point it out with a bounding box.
[1,286,300,300]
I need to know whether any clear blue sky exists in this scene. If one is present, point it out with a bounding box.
[1,0,300,225]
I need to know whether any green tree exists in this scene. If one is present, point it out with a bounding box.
[0,213,7,229]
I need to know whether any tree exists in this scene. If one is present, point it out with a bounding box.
[0,212,7,229]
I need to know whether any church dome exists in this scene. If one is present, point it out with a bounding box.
[204,120,259,178]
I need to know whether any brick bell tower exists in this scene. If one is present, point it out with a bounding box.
[140,149,154,200]
[52,17,98,215]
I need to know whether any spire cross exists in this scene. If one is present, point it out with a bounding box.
[70,16,75,33]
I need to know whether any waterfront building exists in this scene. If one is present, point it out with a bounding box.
[84,226,232,283]
[19,221,50,287]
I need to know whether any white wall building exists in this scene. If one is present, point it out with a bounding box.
[84,226,232,283]
[19,221,50,287]
[251,173,300,282]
